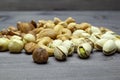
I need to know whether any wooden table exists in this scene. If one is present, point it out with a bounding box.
[0,11,120,80]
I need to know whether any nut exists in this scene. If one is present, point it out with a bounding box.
[23,33,36,43]
[32,48,48,64]
[37,29,57,39]
[54,46,68,61]
[94,39,108,50]
[115,39,120,52]
[8,39,24,53]
[17,21,35,33]
[24,42,37,54]
[62,40,74,56]
[54,17,61,25]
[65,17,75,24]
[77,43,92,58]
[103,40,117,55]
[0,38,10,51]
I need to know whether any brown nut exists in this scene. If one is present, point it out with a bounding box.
[17,21,35,33]
[32,48,49,64]
[36,29,57,39]
[24,42,37,54]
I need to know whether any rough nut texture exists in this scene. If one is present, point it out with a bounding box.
[32,48,48,64]
[24,42,36,54]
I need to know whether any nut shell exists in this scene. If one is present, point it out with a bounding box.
[32,48,48,64]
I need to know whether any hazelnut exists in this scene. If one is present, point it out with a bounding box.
[32,48,49,64]
[8,39,24,53]
[0,38,10,51]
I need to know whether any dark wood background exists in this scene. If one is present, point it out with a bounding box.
[0,0,120,10]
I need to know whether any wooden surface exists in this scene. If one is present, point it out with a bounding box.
[0,11,120,80]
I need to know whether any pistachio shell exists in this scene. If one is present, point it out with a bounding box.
[89,34,100,43]
[62,40,74,56]
[77,43,92,58]
[101,33,116,39]
[91,26,101,34]
[94,39,108,50]
[103,40,117,55]
[54,46,67,61]
[115,40,120,52]
[72,30,86,37]
[49,40,62,48]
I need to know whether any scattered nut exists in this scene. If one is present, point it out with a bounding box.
[32,48,48,64]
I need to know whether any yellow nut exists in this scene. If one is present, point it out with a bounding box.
[8,39,24,53]
[0,38,10,51]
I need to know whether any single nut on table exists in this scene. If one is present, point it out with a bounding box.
[8,39,24,53]
[77,43,92,59]
[24,42,37,54]
[54,46,68,61]
[32,48,49,64]
[0,38,10,51]
[103,39,117,56]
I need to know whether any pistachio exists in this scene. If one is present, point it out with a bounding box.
[8,39,24,53]
[32,48,48,64]
[77,43,92,58]
[89,34,100,43]
[103,40,117,55]
[0,38,10,51]
[101,33,116,39]
[49,39,62,48]
[72,30,86,37]
[54,46,68,61]
[62,40,74,56]
[115,39,120,52]
[94,39,108,50]
[91,26,101,34]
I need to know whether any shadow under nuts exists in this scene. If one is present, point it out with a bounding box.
[32,48,49,64]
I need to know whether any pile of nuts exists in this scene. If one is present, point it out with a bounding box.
[0,17,120,64]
